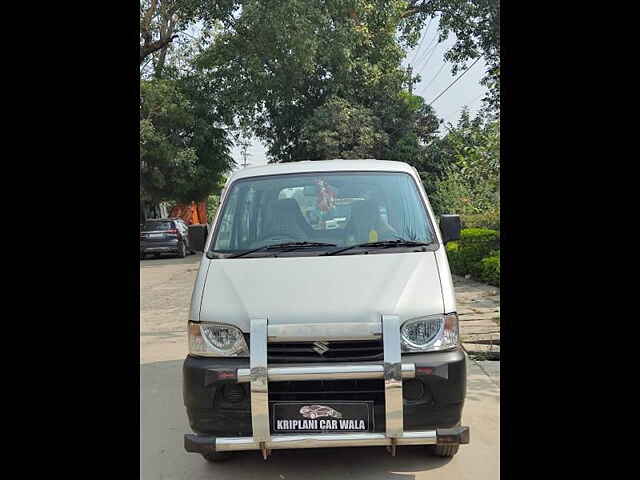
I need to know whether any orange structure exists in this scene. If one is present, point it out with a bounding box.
[169,200,208,225]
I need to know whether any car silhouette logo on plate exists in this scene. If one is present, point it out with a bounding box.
[312,341,329,355]
[299,404,343,419]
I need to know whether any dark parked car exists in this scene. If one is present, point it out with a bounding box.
[140,218,194,259]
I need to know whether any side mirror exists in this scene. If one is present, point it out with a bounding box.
[188,224,208,252]
[439,214,461,244]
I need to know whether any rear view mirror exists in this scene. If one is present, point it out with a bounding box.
[439,215,461,244]
[303,185,317,196]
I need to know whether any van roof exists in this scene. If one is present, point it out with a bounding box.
[228,159,416,182]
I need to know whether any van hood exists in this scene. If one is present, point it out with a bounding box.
[198,252,445,333]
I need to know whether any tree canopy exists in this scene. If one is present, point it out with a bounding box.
[428,109,500,216]
[138,0,500,212]
[140,2,238,208]
[192,0,498,163]
[299,97,389,160]
[140,76,233,203]
[140,20,234,204]
[140,0,238,68]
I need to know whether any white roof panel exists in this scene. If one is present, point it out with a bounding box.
[228,159,416,182]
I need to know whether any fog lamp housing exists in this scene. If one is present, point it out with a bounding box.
[403,379,425,401]
[222,384,245,403]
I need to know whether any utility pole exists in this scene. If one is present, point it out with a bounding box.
[407,65,413,94]
[238,138,252,168]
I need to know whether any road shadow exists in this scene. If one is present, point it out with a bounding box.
[465,374,500,403]
[465,360,500,403]
[141,359,459,480]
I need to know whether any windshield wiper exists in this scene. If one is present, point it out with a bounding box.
[223,241,337,259]
[323,239,432,256]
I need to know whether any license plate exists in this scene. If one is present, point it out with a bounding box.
[271,401,373,433]
[149,233,163,238]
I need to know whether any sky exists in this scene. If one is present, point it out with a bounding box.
[230,17,488,169]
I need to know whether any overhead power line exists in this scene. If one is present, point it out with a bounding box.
[414,36,439,73]
[418,61,447,96]
[418,36,441,74]
[428,57,482,106]
[408,16,436,66]
[407,17,433,65]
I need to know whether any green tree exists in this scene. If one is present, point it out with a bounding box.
[196,0,412,162]
[139,0,238,69]
[299,97,389,159]
[140,79,195,203]
[139,6,235,210]
[414,135,454,198]
[381,92,440,164]
[140,77,233,204]
[428,108,500,216]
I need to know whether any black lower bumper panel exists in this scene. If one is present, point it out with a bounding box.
[184,434,217,455]
[184,425,470,455]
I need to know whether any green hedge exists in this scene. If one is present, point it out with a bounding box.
[446,228,500,285]
[460,209,500,231]
[445,241,463,274]
[479,252,500,287]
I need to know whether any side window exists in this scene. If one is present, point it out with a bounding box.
[215,188,240,250]
[238,185,259,247]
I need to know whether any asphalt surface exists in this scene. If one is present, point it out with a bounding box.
[140,254,500,479]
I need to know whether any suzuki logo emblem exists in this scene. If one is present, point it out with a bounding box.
[312,341,329,355]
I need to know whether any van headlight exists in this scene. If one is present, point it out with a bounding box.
[188,321,249,357]
[400,313,459,352]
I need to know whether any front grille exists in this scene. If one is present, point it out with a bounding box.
[269,379,385,402]
[267,340,383,363]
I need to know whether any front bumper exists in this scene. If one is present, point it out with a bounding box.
[185,426,469,454]
[184,351,466,435]
[183,315,469,458]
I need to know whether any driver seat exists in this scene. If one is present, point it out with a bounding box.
[344,200,396,243]
[261,198,312,241]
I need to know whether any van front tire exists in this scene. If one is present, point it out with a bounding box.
[430,444,459,457]
[430,421,462,457]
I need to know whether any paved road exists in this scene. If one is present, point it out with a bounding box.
[141,254,500,479]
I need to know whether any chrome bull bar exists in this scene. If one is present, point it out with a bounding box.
[186,314,469,459]
[236,363,416,383]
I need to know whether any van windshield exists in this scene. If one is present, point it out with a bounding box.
[210,171,434,256]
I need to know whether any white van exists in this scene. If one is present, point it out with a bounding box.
[183,160,468,461]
